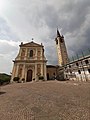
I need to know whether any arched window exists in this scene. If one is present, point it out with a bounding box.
[60,38,63,43]
[78,70,81,74]
[76,62,79,66]
[85,60,89,64]
[30,50,33,57]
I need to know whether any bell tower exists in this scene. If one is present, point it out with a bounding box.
[55,29,69,66]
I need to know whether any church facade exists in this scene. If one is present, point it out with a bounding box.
[11,41,47,82]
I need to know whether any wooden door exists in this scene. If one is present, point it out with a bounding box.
[27,70,32,82]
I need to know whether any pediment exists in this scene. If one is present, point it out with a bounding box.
[20,41,43,47]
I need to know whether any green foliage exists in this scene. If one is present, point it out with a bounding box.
[13,77,20,82]
[0,73,11,85]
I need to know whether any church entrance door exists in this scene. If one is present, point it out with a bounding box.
[27,70,32,82]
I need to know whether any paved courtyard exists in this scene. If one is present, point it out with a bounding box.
[0,81,90,120]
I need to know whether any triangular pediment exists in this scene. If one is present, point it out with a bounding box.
[20,41,43,47]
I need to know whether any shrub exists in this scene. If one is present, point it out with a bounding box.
[0,79,3,85]
[22,78,25,82]
[0,78,10,85]
[39,76,44,80]
[13,77,20,82]
[0,73,11,85]
[33,78,35,81]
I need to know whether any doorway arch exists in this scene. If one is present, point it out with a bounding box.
[26,69,33,82]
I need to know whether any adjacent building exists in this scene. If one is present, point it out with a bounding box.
[64,55,90,81]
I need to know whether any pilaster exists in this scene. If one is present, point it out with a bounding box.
[41,63,44,76]
[15,64,19,77]
[35,64,37,81]
[22,64,25,79]
[44,63,47,80]
[11,63,15,82]
[36,48,38,60]
[25,48,28,60]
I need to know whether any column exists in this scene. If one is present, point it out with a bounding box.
[15,64,19,77]
[25,48,27,60]
[41,47,43,60]
[44,63,47,80]
[22,64,25,79]
[35,64,37,81]
[25,67,27,82]
[11,63,16,82]
[41,63,44,76]
[36,48,38,60]
[18,48,22,60]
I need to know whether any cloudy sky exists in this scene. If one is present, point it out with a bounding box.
[0,0,90,74]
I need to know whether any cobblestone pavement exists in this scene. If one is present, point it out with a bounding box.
[0,81,90,120]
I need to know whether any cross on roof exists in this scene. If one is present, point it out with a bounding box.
[32,38,34,41]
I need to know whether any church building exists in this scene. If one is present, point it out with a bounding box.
[11,41,47,82]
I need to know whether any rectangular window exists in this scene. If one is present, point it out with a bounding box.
[70,70,72,73]
[76,62,79,66]
[78,70,81,74]
[69,65,71,68]
[88,69,90,73]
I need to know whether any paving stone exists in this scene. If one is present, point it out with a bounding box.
[0,81,90,120]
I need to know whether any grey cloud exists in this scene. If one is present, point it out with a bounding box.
[45,45,58,65]
[0,17,20,41]
[0,40,20,74]
[61,0,90,33]
[0,41,18,54]
[0,0,90,74]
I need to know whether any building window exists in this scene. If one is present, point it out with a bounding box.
[69,65,71,68]
[85,60,89,64]
[53,73,55,75]
[70,70,72,73]
[65,66,67,69]
[76,62,79,66]
[88,69,90,73]
[78,70,81,74]
[60,39,63,43]
[30,50,33,57]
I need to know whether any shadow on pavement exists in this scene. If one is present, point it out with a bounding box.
[0,91,6,95]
